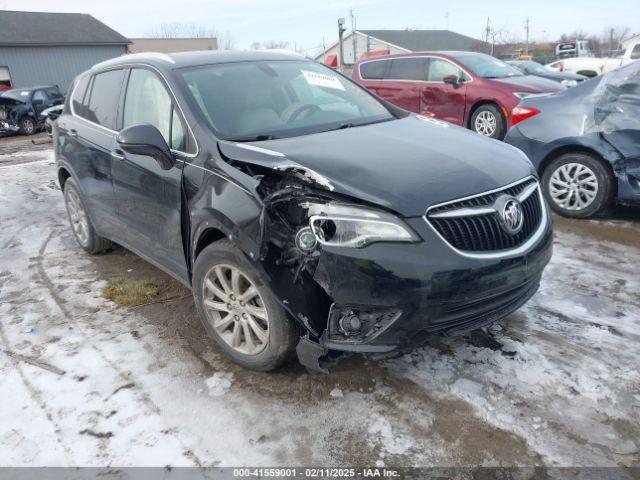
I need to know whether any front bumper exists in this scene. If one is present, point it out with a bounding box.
[310,206,553,354]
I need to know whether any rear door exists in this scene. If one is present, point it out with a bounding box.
[57,69,125,236]
[381,57,428,112]
[111,67,190,282]
[420,57,468,125]
[356,58,390,97]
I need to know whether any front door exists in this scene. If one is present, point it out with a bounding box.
[420,58,467,125]
[111,67,190,283]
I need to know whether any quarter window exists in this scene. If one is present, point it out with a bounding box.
[387,58,428,81]
[427,59,463,82]
[123,68,186,151]
[359,60,389,79]
[84,69,125,129]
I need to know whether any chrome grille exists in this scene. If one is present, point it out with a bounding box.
[426,177,544,253]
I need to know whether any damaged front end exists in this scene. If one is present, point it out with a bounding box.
[217,141,422,372]
[0,97,24,133]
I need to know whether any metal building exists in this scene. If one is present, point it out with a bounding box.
[0,10,130,92]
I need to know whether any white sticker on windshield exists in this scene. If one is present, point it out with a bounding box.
[301,70,345,91]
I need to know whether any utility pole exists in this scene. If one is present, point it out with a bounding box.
[444,12,449,30]
[338,18,346,71]
[608,28,614,57]
[350,9,357,63]
[366,35,371,55]
[524,17,530,55]
[485,17,491,54]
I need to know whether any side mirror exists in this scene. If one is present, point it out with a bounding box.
[442,75,461,88]
[116,124,174,170]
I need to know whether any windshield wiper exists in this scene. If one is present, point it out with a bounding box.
[230,134,279,142]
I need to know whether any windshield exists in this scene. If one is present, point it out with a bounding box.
[522,61,549,75]
[179,60,394,140]
[1,89,30,102]
[456,54,523,79]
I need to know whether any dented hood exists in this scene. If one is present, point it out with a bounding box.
[218,115,535,217]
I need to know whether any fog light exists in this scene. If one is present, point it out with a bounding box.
[339,314,362,336]
[295,227,317,253]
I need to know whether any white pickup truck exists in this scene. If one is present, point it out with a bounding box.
[546,37,640,77]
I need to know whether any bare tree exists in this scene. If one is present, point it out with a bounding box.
[250,42,262,50]
[262,40,291,50]
[602,25,631,50]
[218,31,236,50]
[149,22,217,39]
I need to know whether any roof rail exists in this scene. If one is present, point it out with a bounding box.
[92,52,175,69]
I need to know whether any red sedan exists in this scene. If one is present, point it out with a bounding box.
[352,51,563,139]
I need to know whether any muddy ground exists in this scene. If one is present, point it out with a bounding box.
[1,137,639,468]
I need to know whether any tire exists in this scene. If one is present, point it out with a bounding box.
[63,178,111,253]
[19,116,36,136]
[193,240,300,371]
[470,104,506,140]
[541,153,614,218]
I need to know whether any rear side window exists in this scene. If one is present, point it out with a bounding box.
[123,68,187,151]
[32,90,48,103]
[83,69,125,129]
[387,58,428,81]
[631,44,640,60]
[71,75,90,115]
[359,60,388,79]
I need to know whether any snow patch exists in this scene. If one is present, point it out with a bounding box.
[205,372,234,397]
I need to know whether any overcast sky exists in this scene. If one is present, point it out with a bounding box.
[2,0,639,53]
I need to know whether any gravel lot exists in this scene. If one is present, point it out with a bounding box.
[1,136,639,468]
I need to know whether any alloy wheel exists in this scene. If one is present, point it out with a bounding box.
[22,118,35,134]
[549,162,599,211]
[66,188,90,246]
[202,264,269,356]
[474,111,497,136]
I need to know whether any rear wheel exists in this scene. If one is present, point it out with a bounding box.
[63,178,111,253]
[19,117,36,135]
[541,153,614,218]
[193,240,300,371]
[470,104,506,139]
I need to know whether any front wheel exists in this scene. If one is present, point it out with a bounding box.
[541,153,614,218]
[470,104,506,139]
[193,240,300,371]
[19,117,36,135]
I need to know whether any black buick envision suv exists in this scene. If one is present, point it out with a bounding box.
[54,51,553,371]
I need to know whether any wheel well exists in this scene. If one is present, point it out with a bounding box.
[539,145,609,175]
[193,228,226,262]
[576,70,598,78]
[467,100,505,129]
[57,167,71,190]
[539,146,616,193]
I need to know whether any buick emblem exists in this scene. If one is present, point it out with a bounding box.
[496,196,524,235]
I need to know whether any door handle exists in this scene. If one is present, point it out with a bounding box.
[110,149,125,161]
[68,129,78,138]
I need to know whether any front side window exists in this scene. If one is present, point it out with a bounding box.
[123,68,186,151]
[387,58,428,81]
[84,69,125,129]
[32,90,48,103]
[428,59,463,82]
[179,60,394,141]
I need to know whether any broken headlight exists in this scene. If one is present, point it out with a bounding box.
[307,203,420,248]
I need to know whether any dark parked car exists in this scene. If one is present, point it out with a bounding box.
[507,60,588,88]
[54,51,552,372]
[352,51,562,140]
[0,85,65,135]
[505,61,640,218]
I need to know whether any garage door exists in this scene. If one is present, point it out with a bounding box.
[0,66,11,87]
